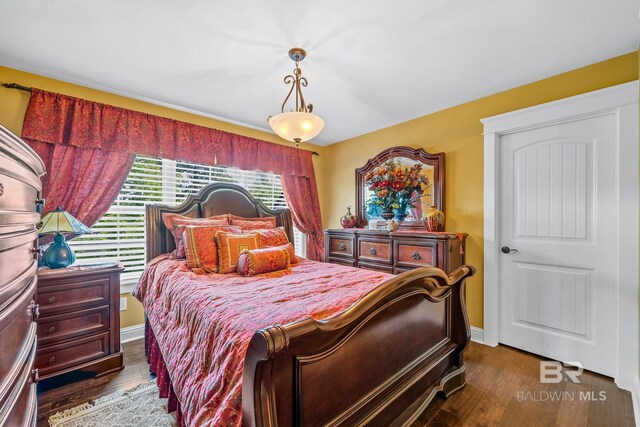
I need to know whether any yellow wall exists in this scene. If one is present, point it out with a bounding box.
[0,66,327,328]
[323,52,639,328]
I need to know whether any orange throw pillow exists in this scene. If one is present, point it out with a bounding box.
[183,225,237,274]
[173,222,234,258]
[162,213,229,256]
[253,227,289,247]
[216,231,261,274]
[251,228,298,264]
[162,213,229,235]
[229,214,277,228]
[237,246,291,277]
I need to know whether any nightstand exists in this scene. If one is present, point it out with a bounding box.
[35,262,125,380]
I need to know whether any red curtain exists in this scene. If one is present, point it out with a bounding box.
[28,142,135,226]
[22,89,324,259]
[282,175,324,261]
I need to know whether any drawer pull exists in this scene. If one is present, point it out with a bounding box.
[31,368,39,383]
[369,247,377,255]
[0,182,3,196]
[35,197,46,214]
[411,251,421,260]
[48,325,56,334]
[49,356,56,365]
[48,296,56,304]
[338,243,346,251]
[29,300,40,321]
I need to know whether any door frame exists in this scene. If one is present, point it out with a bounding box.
[481,81,639,391]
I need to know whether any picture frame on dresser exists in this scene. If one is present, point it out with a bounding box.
[355,146,445,229]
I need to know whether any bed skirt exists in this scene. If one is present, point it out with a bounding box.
[145,320,185,426]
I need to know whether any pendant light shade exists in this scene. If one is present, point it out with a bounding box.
[268,48,324,146]
[268,112,325,145]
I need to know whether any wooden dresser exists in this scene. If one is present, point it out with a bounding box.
[0,124,45,426]
[36,263,124,380]
[324,229,467,275]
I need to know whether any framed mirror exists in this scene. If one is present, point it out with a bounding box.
[355,146,445,228]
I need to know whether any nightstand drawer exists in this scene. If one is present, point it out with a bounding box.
[37,305,109,346]
[37,277,110,315]
[36,332,110,377]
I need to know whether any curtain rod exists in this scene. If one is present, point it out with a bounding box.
[1,82,319,156]
[1,82,32,92]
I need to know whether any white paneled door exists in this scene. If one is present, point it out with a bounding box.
[499,114,616,376]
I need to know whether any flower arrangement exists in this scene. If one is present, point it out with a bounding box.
[365,159,431,220]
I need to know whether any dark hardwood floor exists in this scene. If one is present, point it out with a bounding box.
[37,340,634,426]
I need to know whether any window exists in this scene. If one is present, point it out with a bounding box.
[69,155,306,289]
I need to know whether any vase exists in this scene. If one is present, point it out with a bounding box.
[340,206,358,228]
[393,209,408,222]
[423,206,445,231]
[381,210,395,220]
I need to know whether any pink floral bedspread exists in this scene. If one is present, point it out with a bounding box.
[133,255,392,426]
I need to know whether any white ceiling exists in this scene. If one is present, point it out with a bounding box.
[0,1,638,146]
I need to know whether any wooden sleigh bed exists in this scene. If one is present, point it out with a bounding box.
[142,182,475,427]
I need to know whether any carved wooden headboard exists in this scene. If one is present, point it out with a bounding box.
[145,183,294,261]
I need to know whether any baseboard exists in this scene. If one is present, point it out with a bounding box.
[470,326,484,344]
[120,323,145,344]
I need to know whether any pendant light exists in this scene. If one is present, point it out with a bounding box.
[268,48,324,146]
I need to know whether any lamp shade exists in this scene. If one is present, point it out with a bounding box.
[38,207,92,235]
[268,112,325,144]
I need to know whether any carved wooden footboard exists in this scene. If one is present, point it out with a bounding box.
[242,265,475,427]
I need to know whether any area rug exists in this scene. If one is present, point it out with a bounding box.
[48,381,176,427]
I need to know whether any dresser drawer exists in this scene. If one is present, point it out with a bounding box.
[0,171,39,214]
[0,339,37,427]
[358,262,394,274]
[327,236,355,259]
[327,257,356,268]
[0,279,36,393]
[36,332,110,377]
[0,231,37,308]
[395,241,437,268]
[358,239,391,264]
[37,277,111,315]
[38,305,110,346]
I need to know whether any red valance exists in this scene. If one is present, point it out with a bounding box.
[21,89,316,178]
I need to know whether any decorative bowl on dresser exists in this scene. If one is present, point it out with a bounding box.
[0,124,45,426]
[35,262,125,380]
[324,229,467,275]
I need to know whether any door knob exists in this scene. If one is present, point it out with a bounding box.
[501,246,519,254]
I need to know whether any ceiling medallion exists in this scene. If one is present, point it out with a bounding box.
[268,47,325,147]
